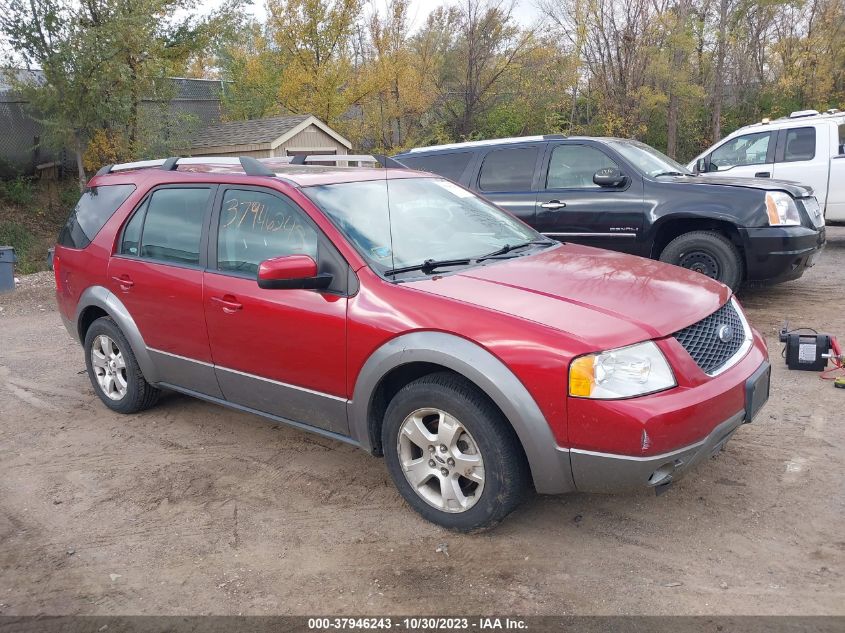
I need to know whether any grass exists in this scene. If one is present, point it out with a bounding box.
[0,177,36,207]
[0,220,38,273]
[60,182,81,210]
[0,177,75,275]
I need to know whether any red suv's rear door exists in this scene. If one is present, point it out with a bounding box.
[202,186,349,435]
[108,185,222,397]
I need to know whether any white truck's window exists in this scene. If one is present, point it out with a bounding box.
[710,132,771,170]
[838,124,844,155]
[782,127,815,162]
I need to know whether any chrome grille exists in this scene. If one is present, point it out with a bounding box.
[802,197,824,228]
[673,300,748,375]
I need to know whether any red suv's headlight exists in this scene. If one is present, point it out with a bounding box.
[569,341,677,399]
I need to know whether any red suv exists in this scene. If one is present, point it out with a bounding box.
[54,156,771,531]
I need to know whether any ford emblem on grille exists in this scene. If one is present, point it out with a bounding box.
[718,324,735,343]
[674,301,745,375]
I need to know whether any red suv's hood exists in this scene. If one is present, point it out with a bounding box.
[408,244,730,350]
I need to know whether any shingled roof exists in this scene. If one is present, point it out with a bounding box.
[188,114,351,150]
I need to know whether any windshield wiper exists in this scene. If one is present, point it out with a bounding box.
[384,239,555,277]
[475,239,555,262]
[384,257,472,277]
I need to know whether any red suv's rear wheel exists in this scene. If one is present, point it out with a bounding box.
[84,317,160,414]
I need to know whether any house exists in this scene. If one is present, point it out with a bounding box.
[185,114,352,160]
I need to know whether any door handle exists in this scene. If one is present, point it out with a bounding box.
[755,171,770,178]
[211,295,243,313]
[111,275,134,289]
[540,200,566,210]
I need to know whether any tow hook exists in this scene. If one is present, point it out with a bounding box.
[655,481,673,496]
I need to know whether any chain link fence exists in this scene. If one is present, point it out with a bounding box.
[0,76,225,179]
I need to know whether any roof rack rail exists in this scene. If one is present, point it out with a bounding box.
[789,109,820,118]
[239,156,276,176]
[93,155,281,177]
[404,135,556,154]
[289,154,406,168]
[92,154,410,178]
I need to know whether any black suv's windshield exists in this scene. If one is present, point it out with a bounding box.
[304,177,543,275]
[607,140,693,178]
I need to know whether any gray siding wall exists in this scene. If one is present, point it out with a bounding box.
[274,126,348,156]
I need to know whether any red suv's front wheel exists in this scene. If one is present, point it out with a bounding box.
[382,372,530,531]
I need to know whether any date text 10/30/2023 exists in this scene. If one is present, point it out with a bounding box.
[307,617,528,630]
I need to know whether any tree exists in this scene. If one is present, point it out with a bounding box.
[353,0,439,150]
[265,0,370,126]
[0,0,239,188]
[436,0,535,139]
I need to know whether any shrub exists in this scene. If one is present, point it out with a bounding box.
[0,176,36,206]
[60,182,82,211]
[0,221,36,271]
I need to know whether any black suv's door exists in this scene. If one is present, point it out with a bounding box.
[472,144,544,225]
[533,142,647,256]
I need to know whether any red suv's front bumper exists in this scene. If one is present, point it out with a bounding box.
[562,329,770,493]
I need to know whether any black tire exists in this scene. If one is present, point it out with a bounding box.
[83,316,160,414]
[659,230,743,290]
[382,372,530,532]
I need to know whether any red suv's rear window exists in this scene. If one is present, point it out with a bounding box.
[58,184,135,249]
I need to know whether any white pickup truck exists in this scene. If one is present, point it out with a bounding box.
[688,109,845,222]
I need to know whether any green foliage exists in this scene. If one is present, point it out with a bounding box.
[0,220,36,272]
[0,177,35,206]
[59,182,81,211]
[0,0,245,182]
[3,0,842,171]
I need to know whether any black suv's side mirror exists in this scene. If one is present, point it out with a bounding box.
[593,167,628,188]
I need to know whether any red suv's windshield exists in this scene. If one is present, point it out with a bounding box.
[304,177,540,274]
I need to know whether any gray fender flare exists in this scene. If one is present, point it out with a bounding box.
[74,286,160,384]
[348,331,574,494]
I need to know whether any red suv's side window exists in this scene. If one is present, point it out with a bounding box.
[216,188,319,275]
[118,187,212,266]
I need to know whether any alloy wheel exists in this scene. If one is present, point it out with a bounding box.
[91,335,128,401]
[396,407,485,513]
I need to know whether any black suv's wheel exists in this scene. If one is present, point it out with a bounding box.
[659,230,743,290]
[382,372,530,532]
[84,317,160,414]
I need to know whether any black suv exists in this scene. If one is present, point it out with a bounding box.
[393,136,826,289]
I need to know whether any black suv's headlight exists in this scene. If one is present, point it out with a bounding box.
[765,191,801,226]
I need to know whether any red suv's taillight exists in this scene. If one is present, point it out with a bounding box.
[53,251,61,290]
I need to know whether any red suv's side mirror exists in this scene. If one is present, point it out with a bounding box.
[257,255,332,290]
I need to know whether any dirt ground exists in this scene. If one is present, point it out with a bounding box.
[1,230,844,617]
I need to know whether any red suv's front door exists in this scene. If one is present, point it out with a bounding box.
[202,186,349,435]
[108,185,222,397]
